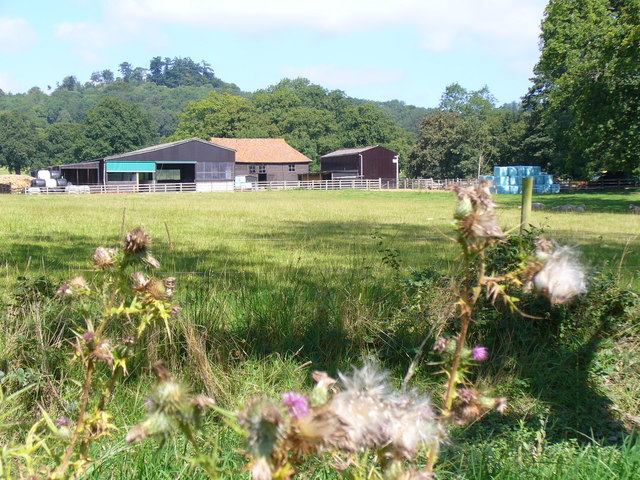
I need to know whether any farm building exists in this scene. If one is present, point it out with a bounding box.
[210,138,311,182]
[58,138,236,191]
[320,146,399,182]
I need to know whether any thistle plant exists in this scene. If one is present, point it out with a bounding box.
[2,227,181,479]
[439,180,587,423]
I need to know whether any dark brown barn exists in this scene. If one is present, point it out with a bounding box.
[58,138,236,191]
[210,138,311,182]
[320,146,398,181]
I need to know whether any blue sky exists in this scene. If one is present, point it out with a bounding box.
[0,0,548,108]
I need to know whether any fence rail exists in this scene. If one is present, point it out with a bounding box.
[16,178,478,195]
[13,177,639,195]
[560,179,640,191]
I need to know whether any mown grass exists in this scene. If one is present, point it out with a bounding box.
[1,189,639,478]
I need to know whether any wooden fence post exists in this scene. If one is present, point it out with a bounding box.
[521,177,533,233]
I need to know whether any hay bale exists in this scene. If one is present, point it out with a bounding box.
[0,174,35,191]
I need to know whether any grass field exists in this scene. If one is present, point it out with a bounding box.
[1,189,638,286]
[1,189,639,479]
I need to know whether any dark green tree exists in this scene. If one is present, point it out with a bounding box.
[77,97,155,161]
[44,122,86,165]
[0,110,45,174]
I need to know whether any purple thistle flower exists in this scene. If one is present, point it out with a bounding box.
[56,417,72,427]
[472,346,489,362]
[282,391,310,418]
[83,331,95,343]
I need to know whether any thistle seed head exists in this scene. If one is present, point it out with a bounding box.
[92,246,117,269]
[124,227,151,254]
[532,245,587,304]
[454,181,503,241]
[56,275,89,296]
[125,424,147,443]
[325,363,440,458]
[143,254,161,269]
[132,271,149,291]
[92,341,114,365]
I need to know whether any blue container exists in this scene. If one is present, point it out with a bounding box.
[507,167,517,177]
[510,186,521,194]
[551,184,560,193]
[495,176,509,186]
[545,175,554,185]
[496,185,509,194]
[531,166,542,175]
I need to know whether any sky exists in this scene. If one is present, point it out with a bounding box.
[0,0,548,108]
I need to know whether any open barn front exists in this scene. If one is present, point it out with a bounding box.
[155,162,196,183]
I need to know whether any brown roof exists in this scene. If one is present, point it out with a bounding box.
[210,138,311,164]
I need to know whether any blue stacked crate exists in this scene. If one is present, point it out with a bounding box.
[492,165,558,194]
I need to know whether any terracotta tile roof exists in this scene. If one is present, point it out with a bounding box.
[210,138,312,164]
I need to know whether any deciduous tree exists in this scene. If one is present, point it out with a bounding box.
[0,110,45,174]
[526,0,640,177]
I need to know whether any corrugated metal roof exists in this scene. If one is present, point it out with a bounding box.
[320,146,379,158]
[104,138,235,160]
[58,160,101,169]
[210,138,312,164]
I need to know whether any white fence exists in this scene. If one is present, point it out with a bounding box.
[18,178,477,195]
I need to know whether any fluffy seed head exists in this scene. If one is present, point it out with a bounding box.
[93,246,117,269]
[124,227,151,254]
[533,246,587,304]
[325,363,440,459]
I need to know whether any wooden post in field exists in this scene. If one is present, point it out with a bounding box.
[521,177,533,233]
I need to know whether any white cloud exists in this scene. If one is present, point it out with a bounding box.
[0,72,20,93]
[109,0,546,56]
[281,64,405,89]
[0,17,37,53]
[56,22,111,50]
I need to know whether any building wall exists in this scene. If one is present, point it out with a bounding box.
[105,141,235,184]
[361,146,397,180]
[236,163,309,181]
[321,146,397,180]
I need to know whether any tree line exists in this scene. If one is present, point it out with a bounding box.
[0,1,637,179]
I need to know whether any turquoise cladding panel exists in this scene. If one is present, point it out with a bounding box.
[106,161,156,173]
